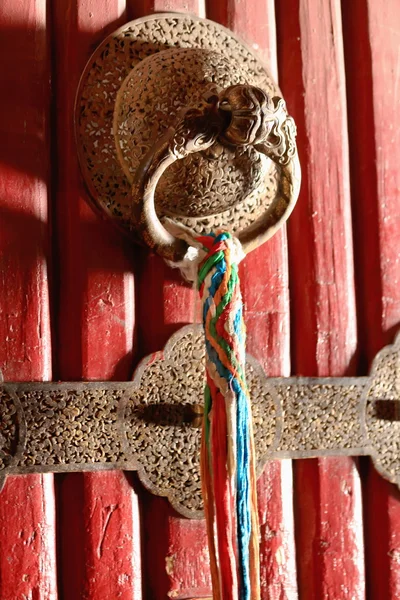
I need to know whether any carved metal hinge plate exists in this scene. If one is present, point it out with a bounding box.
[1,325,399,519]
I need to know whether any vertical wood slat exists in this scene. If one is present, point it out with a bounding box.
[130,0,205,18]
[206,2,298,597]
[276,1,365,599]
[52,2,142,599]
[131,255,209,599]
[126,4,210,599]
[342,2,400,598]
[129,254,206,598]
[205,0,276,70]
[133,261,207,599]
[0,1,57,598]
[127,7,208,600]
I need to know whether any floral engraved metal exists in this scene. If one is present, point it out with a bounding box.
[127,75,298,261]
[363,336,400,482]
[119,328,281,517]
[78,18,279,234]
[219,87,297,166]
[76,14,301,262]
[1,326,400,519]
[0,389,22,471]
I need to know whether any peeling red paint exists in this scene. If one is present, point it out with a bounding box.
[277,1,365,597]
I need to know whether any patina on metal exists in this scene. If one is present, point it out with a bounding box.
[1,325,399,519]
[75,13,301,262]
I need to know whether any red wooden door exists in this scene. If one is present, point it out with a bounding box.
[0,1,399,598]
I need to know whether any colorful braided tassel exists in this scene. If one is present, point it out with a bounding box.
[197,232,260,600]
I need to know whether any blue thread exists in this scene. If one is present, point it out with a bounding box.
[201,233,253,600]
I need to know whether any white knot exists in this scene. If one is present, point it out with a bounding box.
[165,222,245,283]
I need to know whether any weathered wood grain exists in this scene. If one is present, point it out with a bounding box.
[211,3,298,597]
[134,260,207,598]
[205,0,276,67]
[52,2,142,598]
[126,1,209,597]
[0,1,57,598]
[130,0,205,18]
[276,1,365,598]
[342,2,400,598]
[206,2,298,597]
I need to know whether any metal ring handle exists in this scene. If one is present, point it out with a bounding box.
[130,85,301,262]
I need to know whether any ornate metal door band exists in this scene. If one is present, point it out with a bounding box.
[0,324,399,519]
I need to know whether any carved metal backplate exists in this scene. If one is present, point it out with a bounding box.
[76,13,281,239]
[1,325,399,519]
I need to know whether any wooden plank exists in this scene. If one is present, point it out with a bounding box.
[205,0,276,68]
[125,3,211,598]
[130,0,205,18]
[206,2,298,596]
[134,258,206,598]
[257,462,298,599]
[276,1,365,598]
[342,2,400,598]
[0,1,57,598]
[52,2,142,599]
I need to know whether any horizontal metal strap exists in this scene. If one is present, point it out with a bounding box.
[1,325,399,518]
